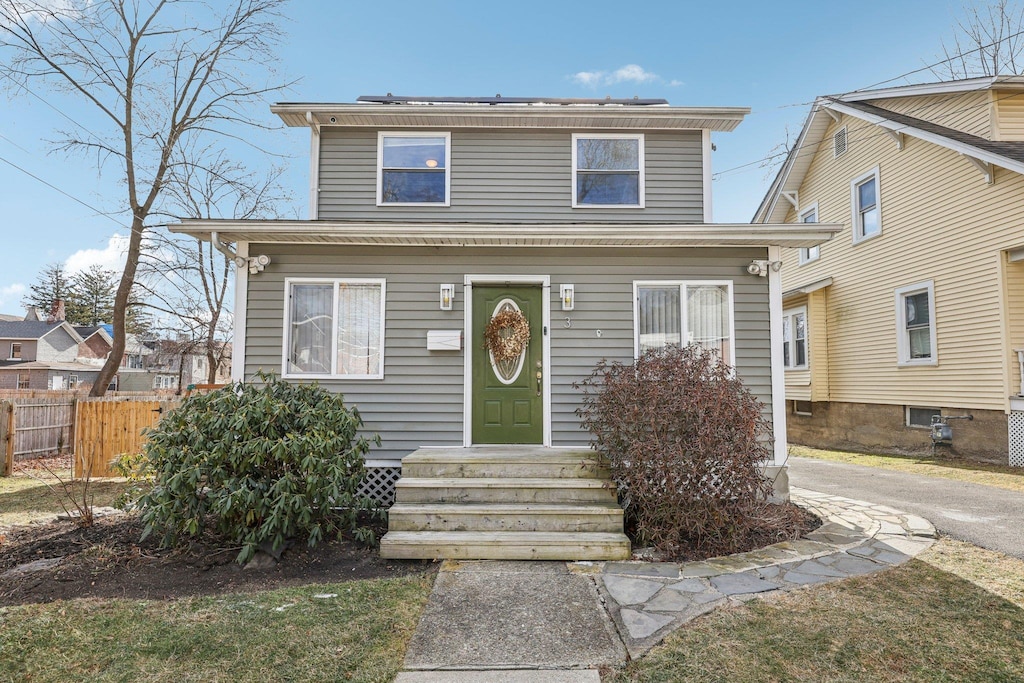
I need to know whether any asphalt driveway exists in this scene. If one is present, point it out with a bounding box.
[788,456,1024,559]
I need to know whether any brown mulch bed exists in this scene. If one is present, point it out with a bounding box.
[0,514,434,607]
[627,502,823,563]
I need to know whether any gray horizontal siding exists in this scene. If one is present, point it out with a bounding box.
[245,245,771,460]
[317,129,704,222]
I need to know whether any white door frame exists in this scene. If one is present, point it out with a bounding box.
[463,274,552,447]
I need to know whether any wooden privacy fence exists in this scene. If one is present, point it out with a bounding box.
[1,397,77,476]
[74,398,181,477]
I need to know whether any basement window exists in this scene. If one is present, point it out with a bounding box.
[907,406,941,428]
[793,400,813,416]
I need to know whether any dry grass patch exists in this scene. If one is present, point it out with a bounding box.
[606,559,1024,682]
[0,573,434,682]
[921,538,1024,609]
[0,472,128,529]
[790,445,1024,494]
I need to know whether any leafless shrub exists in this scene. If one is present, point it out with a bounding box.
[575,345,777,558]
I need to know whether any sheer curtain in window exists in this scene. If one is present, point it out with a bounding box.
[337,283,382,375]
[637,286,681,353]
[687,285,730,360]
[289,284,334,374]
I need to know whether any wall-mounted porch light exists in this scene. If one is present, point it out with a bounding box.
[560,284,575,311]
[439,284,455,311]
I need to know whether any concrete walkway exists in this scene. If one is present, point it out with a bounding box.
[790,455,1024,559]
[394,489,936,681]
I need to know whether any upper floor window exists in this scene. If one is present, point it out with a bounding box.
[852,167,881,243]
[284,278,386,379]
[782,307,808,370]
[895,281,936,366]
[9,343,21,360]
[377,132,450,206]
[125,354,143,369]
[798,204,820,264]
[572,133,645,208]
[633,281,734,366]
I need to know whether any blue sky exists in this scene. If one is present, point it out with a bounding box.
[0,0,977,316]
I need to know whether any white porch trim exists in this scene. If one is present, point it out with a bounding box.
[231,241,249,382]
[768,245,788,466]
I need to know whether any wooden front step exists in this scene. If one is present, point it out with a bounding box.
[379,531,631,561]
[387,502,623,533]
[394,477,617,504]
[379,447,630,561]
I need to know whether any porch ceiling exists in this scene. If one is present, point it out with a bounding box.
[169,220,841,249]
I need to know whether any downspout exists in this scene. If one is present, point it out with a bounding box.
[210,232,246,268]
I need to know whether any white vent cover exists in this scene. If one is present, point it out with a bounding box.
[1009,411,1024,467]
[833,126,848,158]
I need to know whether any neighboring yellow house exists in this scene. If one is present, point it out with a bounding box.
[755,75,1024,465]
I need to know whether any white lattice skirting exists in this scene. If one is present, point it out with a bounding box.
[1009,411,1024,467]
[358,465,402,506]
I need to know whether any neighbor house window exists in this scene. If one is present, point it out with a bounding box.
[895,281,937,365]
[782,307,808,370]
[852,167,881,242]
[798,204,820,264]
[9,343,22,360]
[377,132,450,205]
[154,375,174,390]
[17,372,29,389]
[285,278,386,379]
[907,406,941,428]
[125,354,143,369]
[634,281,734,365]
[69,374,79,389]
[573,133,644,207]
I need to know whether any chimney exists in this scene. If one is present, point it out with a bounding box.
[47,299,66,323]
[24,306,42,322]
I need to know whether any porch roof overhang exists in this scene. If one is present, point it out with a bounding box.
[783,276,833,301]
[169,220,842,249]
[271,103,751,132]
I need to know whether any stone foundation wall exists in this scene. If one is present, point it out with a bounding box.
[787,401,1008,464]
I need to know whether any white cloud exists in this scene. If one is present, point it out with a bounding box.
[0,283,26,311]
[571,64,678,89]
[668,79,684,87]
[65,233,129,275]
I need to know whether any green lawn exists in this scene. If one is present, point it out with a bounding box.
[0,471,129,529]
[0,574,434,683]
[790,444,1024,494]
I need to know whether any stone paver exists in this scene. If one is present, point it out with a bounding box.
[595,488,937,658]
[397,488,939,674]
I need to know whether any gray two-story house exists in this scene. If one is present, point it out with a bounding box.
[172,96,837,559]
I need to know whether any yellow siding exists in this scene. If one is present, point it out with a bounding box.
[783,294,811,401]
[780,108,1024,411]
[808,290,831,402]
[1005,257,1024,395]
[871,91,992,138]
[993,91,1024,141]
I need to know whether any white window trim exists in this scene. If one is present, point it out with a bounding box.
[851,166,882,244]
[798,203,820,264]
[631,280,736,368]
[282,277,387,380]
[782,305,809,371]
[792,400,813,416]
[906,405,941,429]
[9,342,21,361]
[571,132,645,208]
[376,131,451,207]
[895,280,937,367]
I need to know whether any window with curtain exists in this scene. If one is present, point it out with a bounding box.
[895,280,936,366]
[287,279,385,378]
[782,307,808,369]
[635,282,734,364]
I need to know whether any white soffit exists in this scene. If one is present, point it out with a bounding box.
[783,276,833,300]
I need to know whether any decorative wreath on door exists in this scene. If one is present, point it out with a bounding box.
[484,309,531,362]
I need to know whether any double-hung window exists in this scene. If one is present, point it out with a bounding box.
[782,307,808,370]
[634,281,734,365]
[895,281,936,366]
[9,343,21,360]
[572,133,644,207]
[377,132,450,205]
[285,278,386,379]
[798,204,820,264]
[851,167,881,242]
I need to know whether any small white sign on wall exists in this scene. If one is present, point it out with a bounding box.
[427,330,462,351]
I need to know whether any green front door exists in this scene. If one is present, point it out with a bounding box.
[471,285,544,444]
